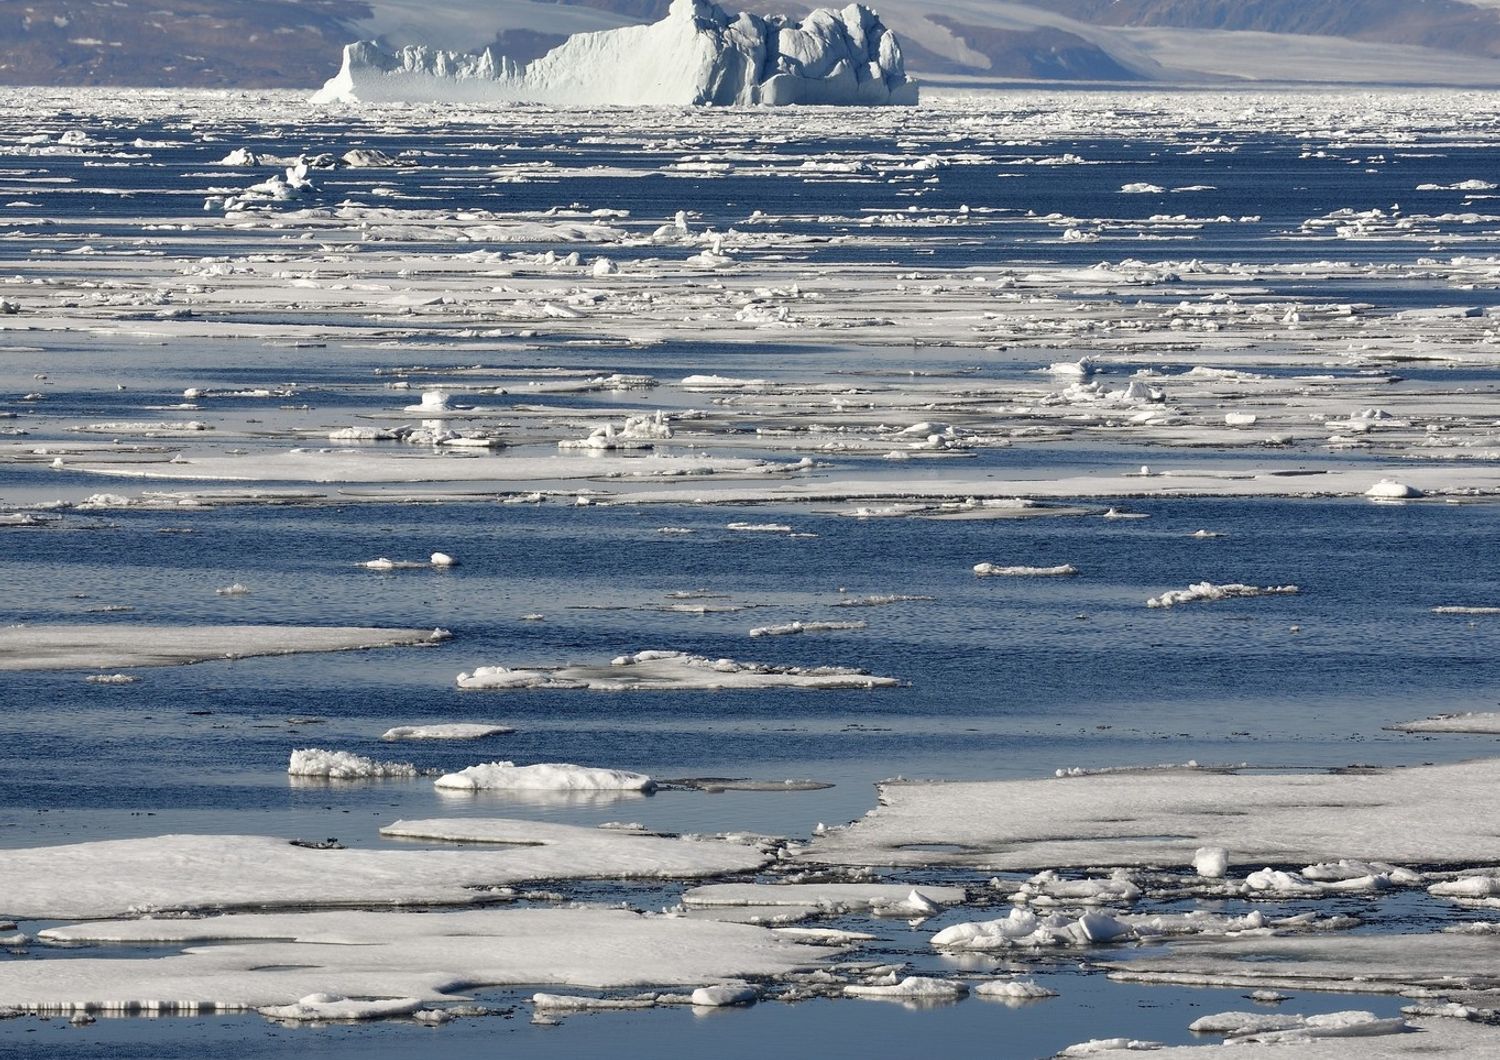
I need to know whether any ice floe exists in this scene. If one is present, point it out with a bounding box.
[456,650,899,691]
[433,762,656,793]
[287,749,420,780]
[973,563,1078,577]
[381,723,513,741]
[799,758,1500,871]
[0,624,445,671]
[681,883,964,916]
[2,908,832,1013]
[1,822,772,919]
[1146,582,1299,608]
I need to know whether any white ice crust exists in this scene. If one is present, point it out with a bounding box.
[456,650,900,691]
[381,723,514,740]
[0,823,771,920]
[313,0,916,107]
[3,907,831,1013]
[287,749,419,779]
[681,882,964,914]
[0,623,443,671]
[799,758,1500,871]
[433,761,656,792]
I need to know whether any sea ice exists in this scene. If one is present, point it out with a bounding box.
[433,761,656,792]
[0,624,444,671]
[681,882,963,915]
[2,822,772,920]
[844,976,967,1000]
[691,982,758,1006]
[973,563,1078,577]
[381,723,513,741]
[799,758,1500,871]
[2,908,832,1012]
[259,994,424,1022]
[456,650,899,691]
[974,979,1057,1000]
[1146,582,1299,608]
[287,749,419,780]
[1389,712,1500,734]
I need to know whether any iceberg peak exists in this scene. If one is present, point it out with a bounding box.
[312,1,916,107]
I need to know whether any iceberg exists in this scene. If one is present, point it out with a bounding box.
[312,0,916,107]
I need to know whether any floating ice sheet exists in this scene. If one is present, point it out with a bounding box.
[456,650,900,691]
[799,758,1500,871]
[6,907,832,1013]
[0,623,444,671]
[1,823,771,919]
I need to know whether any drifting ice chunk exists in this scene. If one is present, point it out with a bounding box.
[845,976,967,1000]
[973,563,1078,577]
[931,909,1136,950]
[1193,846,1229,878]
[313,0,917,107]
[1366,479,1423,499]
[456,651,899,691]
[748,620,865,637]
[287,748,418,779]
[381,723,512,741]
[1147,582,1298,608]
[214,148,258,166]
[975,979,1057,999]
[259,994,423,1022]
[691,982,757,1006]
[434,761,655,792]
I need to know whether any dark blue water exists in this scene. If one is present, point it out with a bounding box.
[2,494,1496,846]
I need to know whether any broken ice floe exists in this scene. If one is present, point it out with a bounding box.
[1,907,832,1015]
[748,620,866,637]
[1146,582,1299,608]
[0,624,445,671]
[433,762,656,793]
[799,758,1500,871]
[681,883,962,918]
[456,651,899,691]
[381,723,514,741]
[973,563,1078,577]
[1,822,773,919]
[287,749,421,780]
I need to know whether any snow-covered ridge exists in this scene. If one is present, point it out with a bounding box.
[312,0,916,107]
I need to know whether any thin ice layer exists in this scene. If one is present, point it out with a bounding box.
[0,624,443,671]
[6,907,833,1012]
[456,650,900,691]
[0,823,771,920]
[798,758,1500,871]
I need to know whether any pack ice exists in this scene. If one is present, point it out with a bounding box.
[312,0,916,107]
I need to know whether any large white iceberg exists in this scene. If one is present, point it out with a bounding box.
[312,0,916,107]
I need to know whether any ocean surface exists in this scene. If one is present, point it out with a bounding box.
[2,88,1499,1057]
